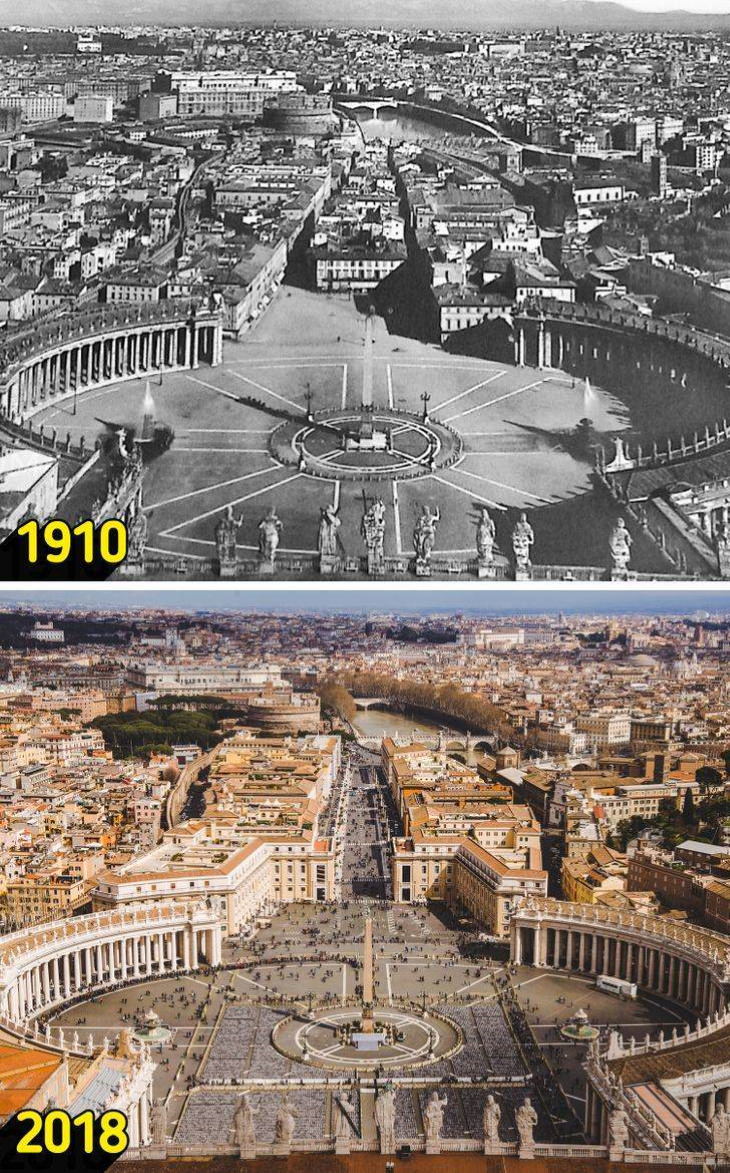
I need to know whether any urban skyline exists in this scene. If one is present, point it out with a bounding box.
[0,591,728,1164]
[13,2,730,28]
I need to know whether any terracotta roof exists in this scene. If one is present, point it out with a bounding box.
[0,1042,63,1116]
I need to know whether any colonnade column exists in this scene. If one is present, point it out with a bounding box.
[515,327,525,367]
[7,312,224,426]
[182,929,191,970]
[209,928,221,967]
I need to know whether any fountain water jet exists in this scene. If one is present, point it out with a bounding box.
[141,380,156,441]
[583,377,598,413]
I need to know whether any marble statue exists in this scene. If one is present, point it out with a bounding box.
[712,1104,730,1158]
[605,435,634,472]
[362,497,386,573]
[476,505,496,576]
[483,1094,501,1143]
[151,1100,167,1146]
[275,1099,296,1145]
[614,436,628,463]
[607,1106,629,1152]
[609,517,632,574]
[476,506,496,561]
[606,1029,623,1059]
[124,503,148,573]
[413,505,440,571]
[318,504,341,559]
[423,1090,448,1142]
[258,507,282,566]
[512,512,534,574]
[515,1098,538,1149]
[374,1084,396,1153]
[234,1093,256,1151]
[215,504,243,570]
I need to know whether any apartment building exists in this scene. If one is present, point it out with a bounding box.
[561,844,628,904]
[575,710,632,751]
[385,737,546,935]
[126,662,284,693]
[4,871,91,925]
[91,730,340,931]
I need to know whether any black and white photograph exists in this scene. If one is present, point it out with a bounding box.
[5,1,730,579]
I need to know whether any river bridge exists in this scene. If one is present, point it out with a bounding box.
[336,96,629,166]
[355,731,494,753]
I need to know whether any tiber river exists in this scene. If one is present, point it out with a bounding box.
[357,110,449,144]
[349,707,490,769]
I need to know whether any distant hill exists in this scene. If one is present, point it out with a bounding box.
[13,0,730,31]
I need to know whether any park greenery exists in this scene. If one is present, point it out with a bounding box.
[89,708,223,759]
[383,624,459,644]
[603,185,730,272]
[150,694,249,720]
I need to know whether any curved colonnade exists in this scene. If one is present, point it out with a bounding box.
[0,300,224,427]
[0,900,222,1032]
[514,299,730,385]
[0,900,221,1149]
[510,300,730,574]
[512,899,730,1153]
[513,300,730,472]
[511,898,730,1016]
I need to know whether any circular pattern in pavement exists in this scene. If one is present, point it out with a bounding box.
[272,1004,462,1070]
[269,409,462,481]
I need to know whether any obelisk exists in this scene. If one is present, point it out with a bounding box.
[360,312,374,440]
[362,915,374,1031]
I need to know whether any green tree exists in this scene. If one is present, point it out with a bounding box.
[613,816,648,851]
[698,794,730,827]
[695,766,724,796]
[140,742,173,759]
[89,708,222,758]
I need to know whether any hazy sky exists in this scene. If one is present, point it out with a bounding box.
[7,0,730,25]
[2,589,730,615]
[603,1,730,9]
[12,0,730,17]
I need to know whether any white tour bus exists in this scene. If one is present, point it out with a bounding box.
[596,974,638,999]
